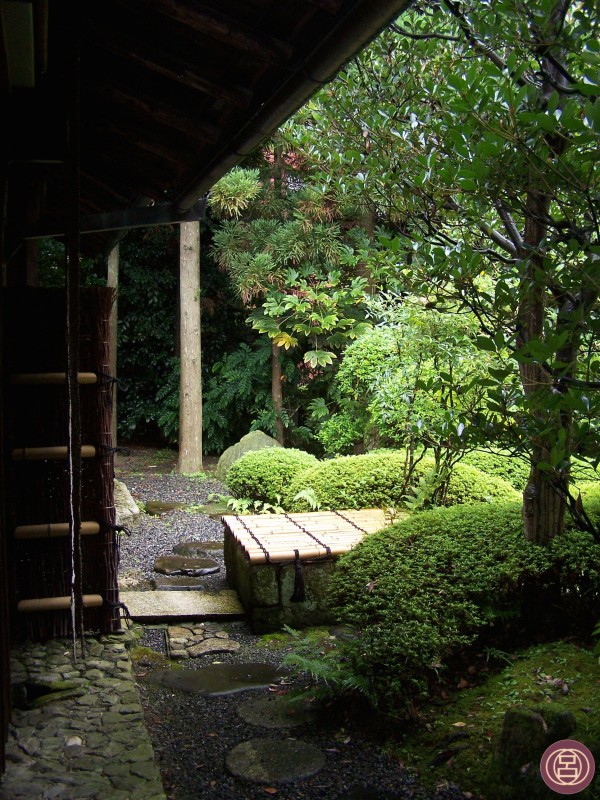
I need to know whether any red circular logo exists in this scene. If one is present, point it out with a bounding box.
[540,739,595,794]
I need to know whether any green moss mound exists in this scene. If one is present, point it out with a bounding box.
[328,497,600,713]
[227,447,319,505]
[285,451,518,511]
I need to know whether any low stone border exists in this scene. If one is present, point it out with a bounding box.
[0,629,166,800]
[167,621,241,658]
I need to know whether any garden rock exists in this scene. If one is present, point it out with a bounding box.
[153,555,220,576]
[146,663,288,696]
[225,737,325,784]
[114,480,140,525]
[187,639,241,657]
[173,540,224,558]
[215,430,281,482]
[237,694,315,729]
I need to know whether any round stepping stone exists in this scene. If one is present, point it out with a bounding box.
[173,540,224,558]
[147,663,288,696]
[153,556,220,576]
[225,738,325,784]
[187,639,240,657]
[145,500,185,516]
[237,694,314,729]
[152,576,207,591]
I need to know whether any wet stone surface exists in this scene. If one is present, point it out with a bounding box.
[151,575,208,591]
[1,630,165,800]
[153,555,220,576]
[173,540,224,558]
[146,662,289,696]
[237,694,315,729]
[166,621,240,658]
[225,737,326,784]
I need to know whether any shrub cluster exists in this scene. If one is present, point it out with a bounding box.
[461,449,598,490]
[328,493,600,714]
[226,447,318,505]
[285,451,518,511]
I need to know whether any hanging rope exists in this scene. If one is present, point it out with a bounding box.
[66,21,85,660]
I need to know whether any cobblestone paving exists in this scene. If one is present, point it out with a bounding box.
[0,628,166,800]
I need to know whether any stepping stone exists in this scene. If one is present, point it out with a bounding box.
[237,695,314,729]
[145,501,186,516]
[152,576,207,591]
[187,639,240,657]
[173,540,224,558]
[147,663,288,696]
[154,555,220,576]
[225,738,325,784]
[195,502,230,520]
[120,589,243,620]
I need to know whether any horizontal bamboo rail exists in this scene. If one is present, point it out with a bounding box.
[17,595,103,613]
[15,521,101,540]
[12,445,96,461]
[11,372,98,385]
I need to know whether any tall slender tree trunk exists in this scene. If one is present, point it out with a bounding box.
[107,244,119,446]
[518,179,566,544]
[271,340,284,445]
[178,221,203,473]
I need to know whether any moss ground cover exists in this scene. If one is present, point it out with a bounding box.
[394,640,599,799]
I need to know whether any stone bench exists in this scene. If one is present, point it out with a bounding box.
[223,510,386,633]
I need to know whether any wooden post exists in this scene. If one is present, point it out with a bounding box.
[178,221,203,473]
[107,244,119,446]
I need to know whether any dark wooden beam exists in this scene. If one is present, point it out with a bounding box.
[25,199,208,239]
[84,25,253,107]
[152,0,293,65]
[88,82,222,144]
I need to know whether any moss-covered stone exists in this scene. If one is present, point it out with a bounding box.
[215,430,282,482]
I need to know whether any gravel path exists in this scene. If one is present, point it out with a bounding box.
[117,458,471,800]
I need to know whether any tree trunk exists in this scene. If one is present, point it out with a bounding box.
[178,221,203,473]
[107,244,119,446]
[517,172,565,544]
[271,340,284,445]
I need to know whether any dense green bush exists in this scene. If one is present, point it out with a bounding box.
[461,449,598,490]
[284,451,518,511]
[227,448,319,505]
[328,496,600,714]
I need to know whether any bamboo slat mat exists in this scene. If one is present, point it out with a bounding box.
[223,509,387,564]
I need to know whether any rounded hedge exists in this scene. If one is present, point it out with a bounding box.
[328,495,600,713]
[284,451,518,511]
[226,447,319,505]
[461,449,599,490]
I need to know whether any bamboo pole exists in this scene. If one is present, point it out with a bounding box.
[15,521,100,540]
[11,372,97,385]
[12,445,96,460]
[17,595,103,612]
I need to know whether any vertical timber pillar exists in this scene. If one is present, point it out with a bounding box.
[107,244,119,446]
[178,221,202,473]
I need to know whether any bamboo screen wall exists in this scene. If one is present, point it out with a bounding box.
[3,287,120,639]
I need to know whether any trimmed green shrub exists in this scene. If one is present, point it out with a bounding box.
[328,498,600,714]
[284,451,518,511]
[461,450,530,489]
[461,450,599,490]
[226,447,319,505]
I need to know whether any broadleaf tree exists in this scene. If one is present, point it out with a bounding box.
[285,0,600,544]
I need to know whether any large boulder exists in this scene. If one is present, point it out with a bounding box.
[114,479,140,526]
[215,431,281,483]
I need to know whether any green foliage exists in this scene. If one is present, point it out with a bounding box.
[209,167,262,218]
[461,450,599,490]
[328,499,600,713]
[284,451,518,511]
[461,450,531,490]
[317,305,495,460]
[201,340,275,453]
[226,447,318,505]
